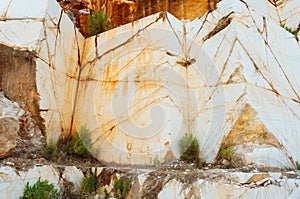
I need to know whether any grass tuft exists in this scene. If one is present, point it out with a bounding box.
[42,139,58,161]
[87,9,111,36]
[179,134,200,164]
[220,143,234,160]
[113,177,132,199]
[20,178,60,199]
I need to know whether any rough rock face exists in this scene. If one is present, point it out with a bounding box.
[93,0,217,27]
[0,92,22,158]
[0,166,60,198]
[59,0,216,37]
[0,0,84,142]
[0,44,44,134]
[0,0,300,168]
[62,0,298,38]
[77,0,300,166]
[0,117,19,158]
[0,165,300,198]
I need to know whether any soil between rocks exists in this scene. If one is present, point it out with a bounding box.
[0,121,293,173]
[0,132,104,171]
[0,132,290,173]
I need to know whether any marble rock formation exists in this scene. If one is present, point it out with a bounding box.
[0,0,299,167]
[58,0,214,36]
[0,92,22,158]
[0,0,84,142]
[0,165,300,198]
[77,0,300,167]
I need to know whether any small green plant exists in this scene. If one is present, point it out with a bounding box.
[179,134,200,164]
[20,178,60,199]
[87,9,111,36]
[280,23,299,37]
[220,143,234,160]
[296,161,300,170]
[42,139,58,161]
[104,188,110,199]
[80,171,97,195]
[113,177,132,199]
[68,126,91,157]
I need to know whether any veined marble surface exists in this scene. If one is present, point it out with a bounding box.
[0,0,299,167]
[77,0,300,166]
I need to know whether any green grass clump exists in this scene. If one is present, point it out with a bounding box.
[20,178,60,199]
[42,126,93,162]
[42,139,58,161]
[68,126,91,157]
[296,161,300,170]
[179,134,200,164]
[87,9,111,36]
[220,144,234,160]
[113,177,132,199]
[80,171,97,195]
[280,23,299,37]
[104,188,110,199]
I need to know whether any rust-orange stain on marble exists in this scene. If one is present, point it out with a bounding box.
[223,104,281,148]
[59,0,218,37]
[127,142,133,153]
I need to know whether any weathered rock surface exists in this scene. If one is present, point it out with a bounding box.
[0,44,43,134]
[77,0,300,166]
[0,0,300,168]
[0,165,60,199]
[0,92,22,119]
[59,0,300,38]
[0,117,19,158]
[0,92,23,158]
[0,165,299,198]
[59,0,215,36]
[0,0,84,142]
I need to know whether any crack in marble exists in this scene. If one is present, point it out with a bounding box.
[41,23,54,69]
[263,16,269,41]
[44,0,300,166]
[53,10,64,65]
[1,0,300,166]
[215,38,238,85]
[81,13,164,71]
[69,24,83,136]
[45,13,59,27]
[189,35,240,119]
[202,12,234,42]
[164,13,185,55]
[237,38,281,96]
[94,36,98,58]
[0,0,12,20]
[235,2,300,99]
[0,18,44,21]
[247,8,300,100]
[187,12,210,55]
[96,95,172,142]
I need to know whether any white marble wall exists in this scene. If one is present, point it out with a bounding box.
[75,0,300,166]
[35,0,85,142]
[277,0,300,27]
[0,0,299,167]
[0,0,85,142]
